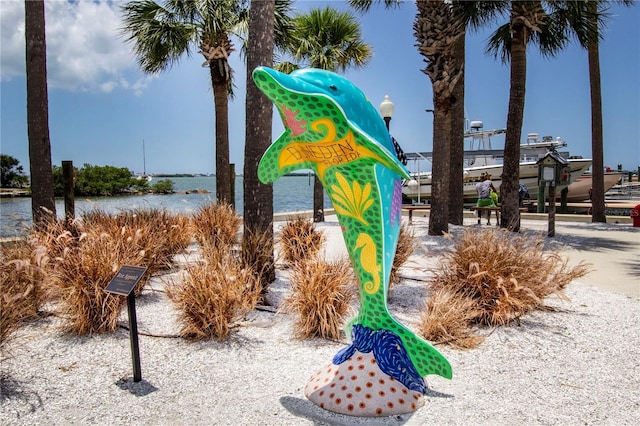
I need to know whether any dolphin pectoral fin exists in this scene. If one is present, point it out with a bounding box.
[258,130,316,184]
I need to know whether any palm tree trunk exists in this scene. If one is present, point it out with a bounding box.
[501,13,527,232]
[211,77,231,205]
[429,103,451,236]
[243,0,275,284]
[448,32,465,226]
[25,0,56,227]
[587,2,606,223]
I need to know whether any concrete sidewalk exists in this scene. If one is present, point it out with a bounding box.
[515,218,639,296]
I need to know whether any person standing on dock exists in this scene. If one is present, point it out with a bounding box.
[476,173,497,225]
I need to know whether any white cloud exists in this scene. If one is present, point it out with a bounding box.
[0,0,151,94]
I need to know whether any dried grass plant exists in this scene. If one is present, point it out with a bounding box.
[82,208,191,276]
[283,257,356,340]
[50,227,150,334]
[419,228,590,347]
[190,203,241,255]
[165,250,260,341]
[241,226,275,296]
[24,209,191,335]
[278,216,325,266]
[0,240,50,348]
[418,288,485,349]
[389,222,416,288]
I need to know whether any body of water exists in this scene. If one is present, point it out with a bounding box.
[0,175,332,237]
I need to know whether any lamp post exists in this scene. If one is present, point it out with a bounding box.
[379,95,394,131]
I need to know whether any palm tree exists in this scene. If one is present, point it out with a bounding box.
[486,1,571,231]
[25,0,56,227]
[414,1,466,235]
[448,32,465,226]
[277,6,373,222]
[448,1,507,226]
[351,1,504,234]
[486,1,626,230]
[243,0,277,286]
[121,0,249,204]
[558,1,633,223]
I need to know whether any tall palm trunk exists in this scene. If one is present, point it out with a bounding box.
[210,64,232,204]
[25,0,56,227]
[244,0,275,284]
[430,104,452,235]
[501,2,542,232]
[448,31,465,226]
[587,1,605,223]
[415,0,464,235]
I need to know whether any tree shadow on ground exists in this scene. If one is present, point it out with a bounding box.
[0,372,43,413]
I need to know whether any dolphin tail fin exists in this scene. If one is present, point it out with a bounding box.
[349,312,452,380]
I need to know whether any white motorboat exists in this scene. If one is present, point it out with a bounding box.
[401,122,592,203]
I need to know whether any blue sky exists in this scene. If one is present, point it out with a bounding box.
[1,0,638,176]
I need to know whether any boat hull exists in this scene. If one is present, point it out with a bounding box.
[564,172,623,202]
[402,159,593,203]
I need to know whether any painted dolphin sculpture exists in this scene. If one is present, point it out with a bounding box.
[253,67,452,384]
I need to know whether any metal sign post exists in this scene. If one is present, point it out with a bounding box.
[105,265,147,382]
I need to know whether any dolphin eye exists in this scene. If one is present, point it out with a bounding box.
[329,84,337,91]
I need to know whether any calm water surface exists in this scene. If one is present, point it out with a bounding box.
[0,175,332,237]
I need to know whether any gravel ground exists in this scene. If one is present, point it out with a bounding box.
[2,218,639,425]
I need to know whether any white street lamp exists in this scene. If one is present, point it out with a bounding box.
[379,95,394,131]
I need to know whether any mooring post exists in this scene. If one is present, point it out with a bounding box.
[229,163,235,209]
[62,160,75,225]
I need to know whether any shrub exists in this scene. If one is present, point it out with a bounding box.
[82,208,191,278]
[278,216,325,266]
[419,228,590,347]
[241,226,275,297]
[151,179,174,194]
[0,240,49,348]
[283,257,356,340]
[389,222,415,288]
[191,203,240,255]
[166,250,260,341]
[50,226,150,334]
[32,209,191,335]
[418,288,485,349]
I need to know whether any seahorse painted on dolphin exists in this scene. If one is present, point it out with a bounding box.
[252,67,452,402]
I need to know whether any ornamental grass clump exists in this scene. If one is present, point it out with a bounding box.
[0,240,49,348]
[283,257,356,340]
[419,228,590,348]
[418,288,485,349]
[82,208,191,277]
[389,222,416,288]
[278,216,325,266]
[50,225,151,334]
[166,250,261,341]
[32,208,190,335]
[191,203,241,255]
[241,226,276,297]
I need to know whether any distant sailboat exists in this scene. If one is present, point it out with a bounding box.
[137,139,152,181]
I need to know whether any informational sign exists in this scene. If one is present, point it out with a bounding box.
[542,166,555,182]
[105,265,147,296]
[104,265,147,383]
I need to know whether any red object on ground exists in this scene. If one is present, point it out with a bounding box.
[631,204,640,227]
